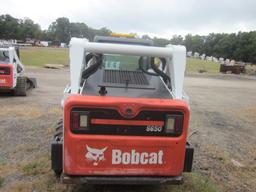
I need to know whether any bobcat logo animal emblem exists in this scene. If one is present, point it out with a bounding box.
[85,145,108,166]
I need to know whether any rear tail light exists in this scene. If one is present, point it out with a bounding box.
[0,67,10,75]
[165,115,183,135]
[80,114,88,127]
[71,111,90,130]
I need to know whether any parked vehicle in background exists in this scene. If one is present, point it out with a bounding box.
[0,46,37,96]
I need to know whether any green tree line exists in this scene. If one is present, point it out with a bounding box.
[0,15,111,43]
[147,33,256,63]
[1,14,256,63]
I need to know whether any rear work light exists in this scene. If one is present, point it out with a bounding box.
[71,111,90,130]
[165,115,183,135]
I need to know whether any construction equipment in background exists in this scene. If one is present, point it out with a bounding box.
[51,34,193,185]
[219,60,246,74]
[0,47,37,96]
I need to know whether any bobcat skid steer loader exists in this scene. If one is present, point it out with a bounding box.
[51,34,194,185]
[0,47,37,96]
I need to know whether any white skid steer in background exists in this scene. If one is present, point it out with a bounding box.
[0,47,37,96]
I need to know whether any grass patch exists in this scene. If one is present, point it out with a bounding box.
[167,173,220,192]
[20,47,69,67]
[0,176,4,188]
[22,157,49,176]
[8,173,66,192]
[187,58,219,73]
[245,65,256,75]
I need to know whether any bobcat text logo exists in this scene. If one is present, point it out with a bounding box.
[85,145,107,166]
[112,149,164,165]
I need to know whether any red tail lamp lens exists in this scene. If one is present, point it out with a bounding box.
[72,112,80,130]
[71,111,89,130]
[165,115,183,134]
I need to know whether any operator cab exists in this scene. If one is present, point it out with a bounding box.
[81,54,172,99]
[81,35,172,99]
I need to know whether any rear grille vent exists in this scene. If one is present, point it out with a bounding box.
[103,70,149,85]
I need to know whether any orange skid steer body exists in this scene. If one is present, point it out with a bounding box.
[0,64,13,88]
[51,35,193,185]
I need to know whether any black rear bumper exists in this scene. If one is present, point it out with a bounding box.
[61,174,183,185]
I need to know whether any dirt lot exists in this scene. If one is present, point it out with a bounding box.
[0,68,255,192]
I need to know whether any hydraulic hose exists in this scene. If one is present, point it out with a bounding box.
[81,53,102,80]
[150,57,171,87]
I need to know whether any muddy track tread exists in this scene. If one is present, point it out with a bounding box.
[52,120,63,177]
[54,130,63,138]
[55,119,63,131]
[53,120,63,140]
[14,76,27,96]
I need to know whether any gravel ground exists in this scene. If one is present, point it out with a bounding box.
[0,68,255,192]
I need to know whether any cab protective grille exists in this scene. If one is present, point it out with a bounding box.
[103,70,149,85]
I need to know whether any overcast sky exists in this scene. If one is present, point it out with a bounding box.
[1,0,256,38]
